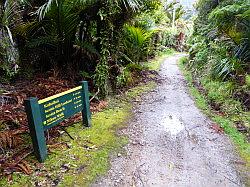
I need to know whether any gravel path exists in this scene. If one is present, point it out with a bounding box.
[93,54,245,187]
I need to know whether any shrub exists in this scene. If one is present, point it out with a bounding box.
[201,78,234,104]
[116,67,133,88]
[245,74,250,88]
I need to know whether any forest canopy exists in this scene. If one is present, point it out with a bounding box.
[0,0,188,96]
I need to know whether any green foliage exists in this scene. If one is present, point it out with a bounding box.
[94,61,109,96]
[158,28,178,48]
[116,63,146,87]
[0,0,183,96]
[189,33,246,80]
[122,25,153,63]
[145,48,175,71]
[179,59,250,163]
[116,66,133,87]
[186,0,250,160]
[0,79,156,187]
[134,5,169,30]
[0,0,20,80]
[192,0,250,65]
[211,58,243,80]
[208,2,249,41]
[246,74,250,88]
[179,56,188,65]
[164,1,185,25]
[201,78,234,103]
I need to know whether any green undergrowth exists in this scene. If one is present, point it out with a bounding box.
[0,89,4,94]
[0,80,157,187]
[179,57,250,164]
[145,48,175,71]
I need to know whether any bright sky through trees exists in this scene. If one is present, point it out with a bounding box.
[179,0,196,8]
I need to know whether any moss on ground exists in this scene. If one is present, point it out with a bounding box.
[126,81,156,99]
[145,48,175,71]
[179,56,250,164]
[0,81,157,187]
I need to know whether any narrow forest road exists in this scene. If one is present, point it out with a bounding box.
[93,54,245,187]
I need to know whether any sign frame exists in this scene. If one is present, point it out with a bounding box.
[24,81,91,162]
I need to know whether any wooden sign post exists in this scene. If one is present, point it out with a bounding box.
[24,81,91,162]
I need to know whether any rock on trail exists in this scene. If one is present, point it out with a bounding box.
[93,54,245,187]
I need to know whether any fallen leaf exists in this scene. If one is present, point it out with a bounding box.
[210,123,224,134]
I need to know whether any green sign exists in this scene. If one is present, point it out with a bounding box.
[24,81,91,162]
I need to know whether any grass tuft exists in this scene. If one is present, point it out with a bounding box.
[179,56,250,163]
[145,48,175,71]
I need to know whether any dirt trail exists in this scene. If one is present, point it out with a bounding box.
[93,54,245,187]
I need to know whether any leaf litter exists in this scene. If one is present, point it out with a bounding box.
[0,76,108,179]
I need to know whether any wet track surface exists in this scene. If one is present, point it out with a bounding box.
[93,54,245,187]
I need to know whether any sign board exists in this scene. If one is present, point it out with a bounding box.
[24,81,91,162]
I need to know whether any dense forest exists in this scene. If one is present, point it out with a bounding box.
[184,0,249,140]
[189,0,249,87]
[179,0,250,173]
[0,0,188,182]
[0,0,249,185]
[0,0,187,94]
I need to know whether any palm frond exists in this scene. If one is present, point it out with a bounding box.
[75,40,100,56]
[36,0,55,20]
[1,0,17,27]
[120,0,141,11]
[27,35,58,48]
